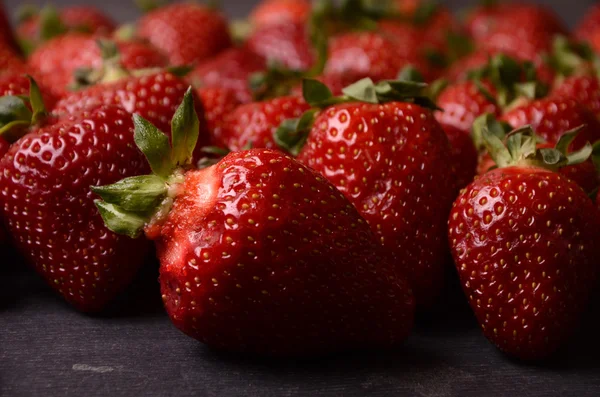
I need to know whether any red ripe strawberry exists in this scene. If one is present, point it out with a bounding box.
[553,76,600,119]
[250,0,311,28]
[0,48,26,74]
[575,3,600,51]
[501,97,600,150]
[54,71,209,150]
[449,128,600,359]
[324,31,422,83]
[219,96,310,151]
[0,101,151,311]
[247,22,315,71]
[196,86,241,147]
[436,80,499,134]
[441,123,478,189]
[0,72,57,110]
[28,34,168,98]
[0,137,8,246]
[0,0,20,54]
[137,3,232,66]
[189,47,266,104]
[92,104,415,355]
[288,79,456,307]
[17,5,115,50]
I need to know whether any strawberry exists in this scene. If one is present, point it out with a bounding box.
[0,71,57,111]
[188,47,267,104]
[501,97,600,151]
[16,5,115,53]
[449,126,600,360]
[219,95,309,151]
[0,0,20,54]
[278,78,456,307]
[324,31,423,84]
[54,66,209,151]
[575,3,600,52]
[441,123,478,189]
[250,0,312,28]
[196,86,242,148]
[92,100,415,355]
[0,85,152,311]
[246,22,315,71]
[28,34,168,98]
[137,3,232,66]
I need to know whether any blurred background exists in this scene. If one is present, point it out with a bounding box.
[3,0,594,27]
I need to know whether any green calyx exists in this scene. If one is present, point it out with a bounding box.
[275,76,437,156]
[471,113,514,153]
[467,54,548,108]
[71,39,130,90]
[0,76,47,142]
[134,0,169,13]
[546,35,598,78]
[482,124,593,172]
[16,5,68,55]
[92,87,200,238]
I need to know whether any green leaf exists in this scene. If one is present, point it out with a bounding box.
[397,66,425,83]
[342,78,378,103]
[26,76,47,124]
[303,79,334,107]
[426,78,448,102]
[555,125,584,154]
[166,65,193,78]
[474,80,497,104]
[170,87,200,167]
[201,146,230,156]
[482,127,512,168]
[133,114,174,179]
[0,96,32,141]
[514,82,537,100]
[566,143,593,166]
[380,80,428,97]
[230,19,253,43]
[39,5,67,41]
[94,201,147,239]
[92,175,168,213]
[472,113,512,152]
[538,148,564,166]
[96,39,120,62]
[592,141,600,171]
[274,109,318,156]
[134,0,167,13]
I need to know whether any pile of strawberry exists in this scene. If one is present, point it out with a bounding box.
[1,0,600,361]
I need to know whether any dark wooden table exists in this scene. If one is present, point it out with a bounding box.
[2,250,599,397]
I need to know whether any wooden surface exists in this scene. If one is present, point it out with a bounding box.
[2,251,599,397]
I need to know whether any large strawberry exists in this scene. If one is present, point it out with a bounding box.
[278,78,456,307]
[16,5,115,53]
[0,85,153,311]
[250,0,311,28]
[196,86,242,147]
[449,126,600,360]
[137,3,231,66]
[92,101,415,355]
[188,47,267,104]
[28,34,167,98]
[574,3,600,52]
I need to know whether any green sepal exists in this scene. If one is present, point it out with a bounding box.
[274,109,319,156]
[39,5,68,41]
[592,141,600,172]
[412,1,440,25]
[114,24,137,41]
[133,114,174,179]
[92,175,168,213]
[166,65,193,78]
[94,201,147,239]
[16,5,38,23]
[424,49,448,68]
[170,87,200,167]
[426,78,449,102]
[397,66,425,84]
[303,79,334,107]
[26,75,47,124]
[547,35,595,77]
[343,78,379,103]
[134,0,168,13]
[474,80,497,104]
[0,76,47,142]
[71,40,130,89]
[472,113,514,152]
[230,19,253,43]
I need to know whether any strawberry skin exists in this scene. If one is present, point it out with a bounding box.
[250,0,311,28]
[197,86,242,147]
[137,3,232,66]
[436,80,499,134]
[449,166,600,359]
[247,22,315,71]
[189,47,266,103]
[501,98,600,149]
[0,72,57,110]
[28,34,168,97]
[441,123,478,189]
[54,71,209,148]
[219,95,310,151]
[0,105,151,311]
[575,3,600,51]
[552,76,600,118]
[150,149,415,355]
[297,102,456,306]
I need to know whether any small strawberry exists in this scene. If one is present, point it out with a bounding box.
[501,97,600,151]
[246,22,315,71]
[250,0,312,28]
[188,47,267,104]
[449,126,599,360]
[278,78,456,307]
[92,101,415,355]
[196,86,242,148]
[137,3,232,66]
[16,5,115,53]
[219,95,309,151]
[28,34,168,98]
[575,3,600,52]
[53,56,209,150]
[0,85,153,311]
